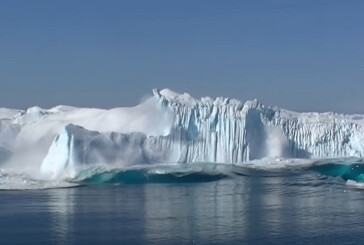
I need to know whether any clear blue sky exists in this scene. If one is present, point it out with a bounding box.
[1,0,363,113]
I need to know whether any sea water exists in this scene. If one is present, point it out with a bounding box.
[1,169,364,245]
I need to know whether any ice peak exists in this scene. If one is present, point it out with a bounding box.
[153,88,197,107]
[26,106,45,114]
[159,88,181,98]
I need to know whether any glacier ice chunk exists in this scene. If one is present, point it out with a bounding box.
[40,89,364,179]
[1,88,364,180]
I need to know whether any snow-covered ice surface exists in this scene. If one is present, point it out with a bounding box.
[1,88,364,189]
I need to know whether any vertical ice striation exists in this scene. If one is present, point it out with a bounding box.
[42,88,364,179]
[270,112,364,158]
[152,89,364,161]
[0,88,354,179]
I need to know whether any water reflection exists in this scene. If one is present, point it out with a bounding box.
[143,181,249,244]
[42,175,364,245]
[47,188,75,244]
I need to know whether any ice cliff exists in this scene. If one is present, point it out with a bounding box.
[153,88,364,161]
[38,89,364,178]
[1,89,364,179]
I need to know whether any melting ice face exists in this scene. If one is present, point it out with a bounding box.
[1,88,364,189]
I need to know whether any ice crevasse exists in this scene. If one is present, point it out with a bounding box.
[39,89,364,179]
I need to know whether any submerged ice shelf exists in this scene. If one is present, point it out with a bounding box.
[1,88,364,180]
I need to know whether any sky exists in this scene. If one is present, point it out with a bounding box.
[0,0,363,113]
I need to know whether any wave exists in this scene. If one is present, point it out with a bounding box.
[309,159,364,182]
[72,163,230,184]
[2,157,364,190]
[72,157,364,185]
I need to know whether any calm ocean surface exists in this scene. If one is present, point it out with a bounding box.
[1,173,364,245]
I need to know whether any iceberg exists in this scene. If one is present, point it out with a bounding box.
[1,89,364,180]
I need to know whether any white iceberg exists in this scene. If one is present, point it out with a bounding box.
[1,88,364,180]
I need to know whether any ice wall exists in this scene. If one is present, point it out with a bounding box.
[39,89,364,178]
[153,89,364,161]
[2,89,364,179]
